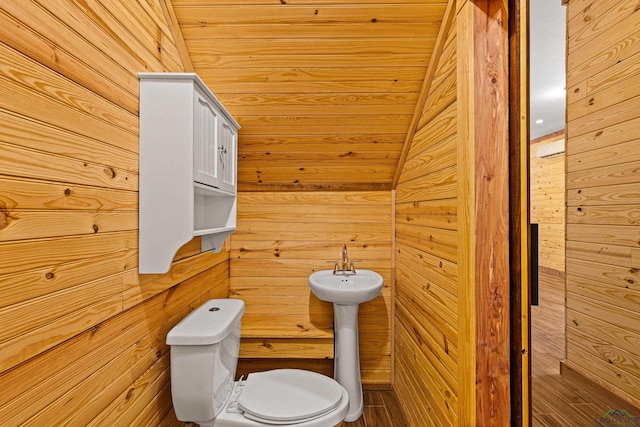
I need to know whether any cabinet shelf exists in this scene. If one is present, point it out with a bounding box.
[194,226,235,236]
[138,73,239,274]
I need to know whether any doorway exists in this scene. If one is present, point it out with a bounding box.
[528,0,567,380]
[527,0,640,425]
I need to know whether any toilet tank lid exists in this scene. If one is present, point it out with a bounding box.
[167,299,245,346]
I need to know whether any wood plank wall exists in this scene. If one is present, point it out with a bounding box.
[530,132,566,274]
[0,2,229,425]
[564,0,640,408]
[171,0,448,191]
[229,191,393,386]
[394,12,459,426]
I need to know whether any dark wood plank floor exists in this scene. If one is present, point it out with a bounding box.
[531,269,565,376]
[342,391,409,427]
[531,269,640,426]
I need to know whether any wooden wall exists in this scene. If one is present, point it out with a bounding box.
[564,0,640,408]
[394,8,459,425]
[229,191,393,386]
[171,0,448,191]
[0,2,229,425]
[0,1,525,425]
[394,0,512,424]
[530,132,566,274]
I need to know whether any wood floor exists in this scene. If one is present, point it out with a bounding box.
[341,391,409,427]
[531,269,640,426]
[531,269,565,376]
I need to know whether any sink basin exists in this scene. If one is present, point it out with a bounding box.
[309,269,383,305]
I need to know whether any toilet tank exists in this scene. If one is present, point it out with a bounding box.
[166,299,244,423]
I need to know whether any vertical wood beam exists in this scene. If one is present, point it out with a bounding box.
[457,0,511,425]
[457,3,478,423]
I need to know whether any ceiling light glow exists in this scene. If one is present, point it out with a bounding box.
[541,86,567,100]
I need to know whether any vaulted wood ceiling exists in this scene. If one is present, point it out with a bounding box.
[170,0,448,190]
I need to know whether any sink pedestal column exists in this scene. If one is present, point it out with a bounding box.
[333,303,363,422]
[309,268,383,423]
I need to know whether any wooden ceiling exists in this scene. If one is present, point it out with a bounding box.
[170,0,448,190]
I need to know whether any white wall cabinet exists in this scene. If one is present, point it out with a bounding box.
[138,73,240,274]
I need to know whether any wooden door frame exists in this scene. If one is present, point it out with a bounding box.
[509,0,530,426]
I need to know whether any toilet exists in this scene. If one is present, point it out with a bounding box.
[166,299,349,426]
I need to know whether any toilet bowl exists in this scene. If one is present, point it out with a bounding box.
[210,370,349,427]
[166,299,349,426]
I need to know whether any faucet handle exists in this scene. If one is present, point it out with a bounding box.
[348,260,362,273]
[326,260,340,274]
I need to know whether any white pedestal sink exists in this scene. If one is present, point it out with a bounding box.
[309,269,383,422]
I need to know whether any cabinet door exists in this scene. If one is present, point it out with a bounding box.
[218,115,237,193]
[193,90,220,188]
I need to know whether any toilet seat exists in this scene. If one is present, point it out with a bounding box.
[237,369,344,425]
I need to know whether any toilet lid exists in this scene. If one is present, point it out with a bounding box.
[237,369,343,423]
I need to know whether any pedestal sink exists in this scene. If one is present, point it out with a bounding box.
[309,269,383,422]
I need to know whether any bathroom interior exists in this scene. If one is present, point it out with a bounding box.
[0,0,639,426]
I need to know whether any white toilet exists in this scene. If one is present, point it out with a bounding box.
[166,299,349,426]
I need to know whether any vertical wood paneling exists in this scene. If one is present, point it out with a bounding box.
[230,191,393,385]
[0,2,223,425]
[530,132,566,273]
[394,2,459,424]
[565,0,640,409]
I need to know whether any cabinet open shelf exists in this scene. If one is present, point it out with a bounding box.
[194,227,235,236]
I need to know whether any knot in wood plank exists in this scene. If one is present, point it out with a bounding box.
[0,205,16,231]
